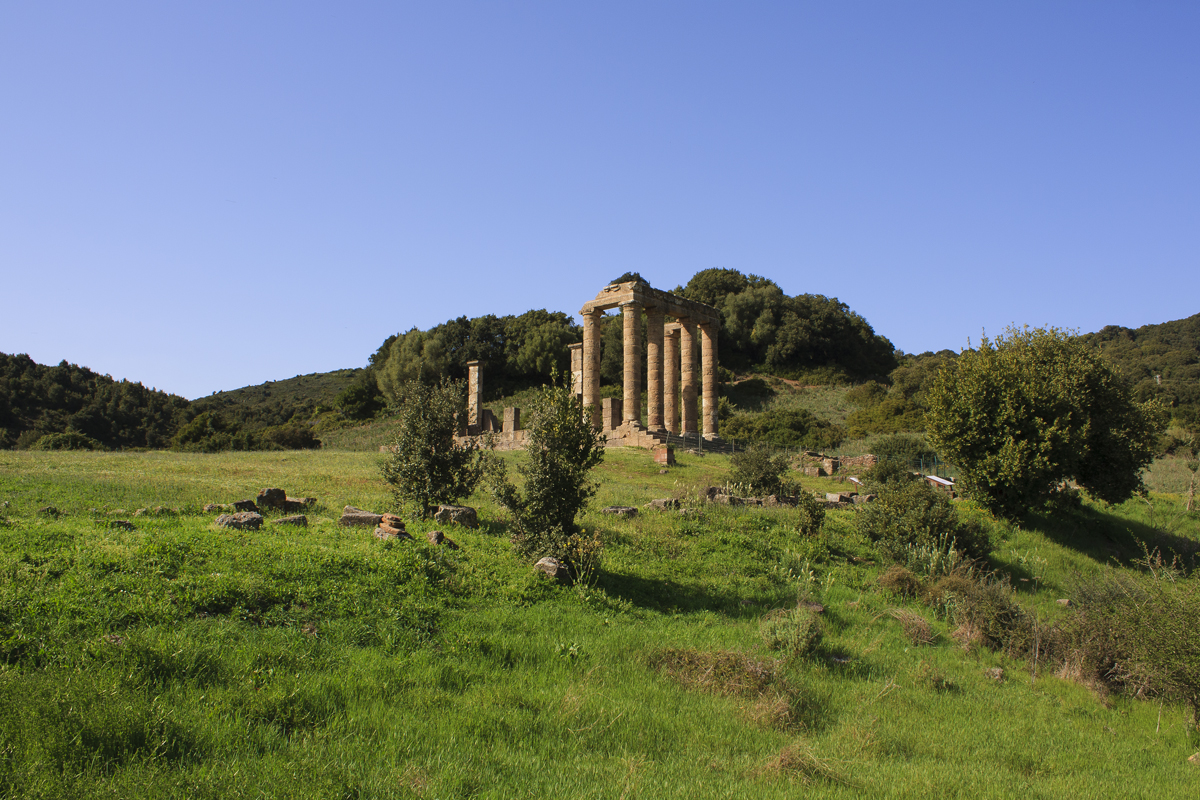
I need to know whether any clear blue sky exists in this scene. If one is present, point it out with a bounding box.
[2,2,1197,400]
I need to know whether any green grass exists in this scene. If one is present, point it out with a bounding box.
[1,449,1198,798]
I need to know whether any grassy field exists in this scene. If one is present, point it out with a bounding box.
[1,449,1198,798]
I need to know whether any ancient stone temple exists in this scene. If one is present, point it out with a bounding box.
[574,279,722,448]
[453,278,723,453]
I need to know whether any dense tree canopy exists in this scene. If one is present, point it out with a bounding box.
[926,327,1164,518]
[376,310,581,405]
[675,268,897,379]
[0,353,189,449]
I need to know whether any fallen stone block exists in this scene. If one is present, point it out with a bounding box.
[602,505,639,518]
[232,499,259,513]
[852,494,877,504]
[111,520,136,531]
[203,503,232,513]
[534,557,572,585]
[644,498,679,511]
[215,512,263,531]
[374,524,413,541]
[380,513,407,528]
[426,530,460,549]
[433,505,478,528]
[257,488,286,510]
[275,515,307,527]
[340,506,384,527]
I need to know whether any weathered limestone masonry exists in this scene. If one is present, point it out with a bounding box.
[579,280,723,450]
[453,279,723,453]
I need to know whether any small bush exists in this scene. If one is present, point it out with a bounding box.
[1057,567,1200,721]
[382,378,487,519]
[489,378,605,566]
[730,443,792,495]
[723,408,846,450]
[30,432,104,451]
[857,480,992,561]
[760,607,822,659]
[925,571,1033,654]
[877,565,922,598]
[793,491,826,537]
[888,609,935,646]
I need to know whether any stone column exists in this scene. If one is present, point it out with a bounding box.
[679,320,697,435]
[622,301,642,427]
[663,327,679,434]
[581,310,602,429]
[645,307,665,431]
[466,361,482,429]
[568,343,583,400]
[700,322,718,438]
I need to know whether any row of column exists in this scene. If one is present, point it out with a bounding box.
[580,304,718,438]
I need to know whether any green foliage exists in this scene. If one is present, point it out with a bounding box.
[1059,565,1200,721]
[845,394,924,436]
[676,268,897,379]
[760,607,822,659]
[489,379,605,564]
[375,310,581,405]
[925,571,1034,654]
[334,368,387,421]
[871,433,938,469]
[381,379,486,519]
[793,491,826,537]
[29,431,105,451]
[857,479,992,561]
[723,407,845,449]
[729,443,792,495]
[927,326,1165,518]
[190,368,364,431]
[1080,312,1200,429]
[0,352,189,449]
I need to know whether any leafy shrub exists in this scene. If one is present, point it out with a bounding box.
[30,431,104,451]
[793,491,826,537]
[760,607,822,659]
[857,479,992,561]
[871,433,938,468]
[1057,567,1200,722]
[845,381,888,407]
[381,379,487,519]
[489,379,605,566]
[259,422,321,450]
[846,395,924,436]
[925,570,1033,654]
[729,443,792,495]
[723,407,845,449]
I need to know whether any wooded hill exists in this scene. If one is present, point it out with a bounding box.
[1082,312,1200,428]
[3,276,1196,450]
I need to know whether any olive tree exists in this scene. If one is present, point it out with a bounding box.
[381,378,487,518]
[926,326,1163,518]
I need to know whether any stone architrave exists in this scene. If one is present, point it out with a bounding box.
[700,322,718,438]
[680,319,698,435]
[582,310,602,429]
[467,361,482,429]
[663,326,680,434]
[646,308,665,431]
[622,301,642,426]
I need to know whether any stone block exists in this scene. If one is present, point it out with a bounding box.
[275,515,308,527]
[433,505,478,528]
[340,506,384,527]
[653,445,675,465]
[215,512,263,530]
[503,407,521,432]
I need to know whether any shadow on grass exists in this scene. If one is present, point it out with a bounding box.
[595,570,777,619]
[1019,505,1200,571]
